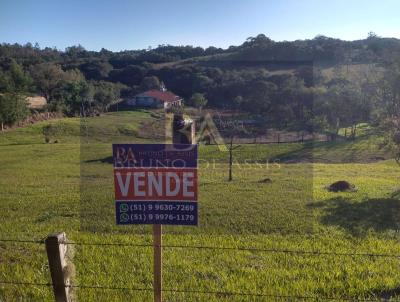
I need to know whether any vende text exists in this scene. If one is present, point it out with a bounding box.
[114,168,197,200]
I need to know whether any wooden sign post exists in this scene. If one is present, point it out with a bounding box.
[112,113,196,302]
[153,114,195,302]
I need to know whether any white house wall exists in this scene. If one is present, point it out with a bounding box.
[126,96,182,108]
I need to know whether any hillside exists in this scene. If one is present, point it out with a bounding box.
[1,34,399,142]
[0,110,394,163]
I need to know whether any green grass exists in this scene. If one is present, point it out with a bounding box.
[1,111,400,301]
[200,135,391,164]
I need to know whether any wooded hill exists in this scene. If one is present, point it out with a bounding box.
[0,33,400,141]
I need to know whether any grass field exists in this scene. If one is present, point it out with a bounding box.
[1,110,400,301]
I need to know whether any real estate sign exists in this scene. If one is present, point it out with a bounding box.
[112,144,198,225]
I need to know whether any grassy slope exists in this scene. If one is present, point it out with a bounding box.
[0,111,400,301]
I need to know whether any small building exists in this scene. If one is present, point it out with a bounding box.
[26,96,47,109]
[126,89,182,109]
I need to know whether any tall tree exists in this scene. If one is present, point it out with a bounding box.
[0,61,33,93]
[0,93,28,131]
[30,63,65,101]
[8,61,33,92]
[80,60,113,80]
[244,80,277,115]
[140,76,161,91]
[92,81,121,112]
[190,93,208,112]
[60,80,93,116]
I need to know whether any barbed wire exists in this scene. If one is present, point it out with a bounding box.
[0,281,52,287]
[68,284,152,292]
[65,241,152,248]
[157,289,381,302]
[1,238,399,258]
[0,281,386,301]
[0,239,44,244]
[162,244,400,258]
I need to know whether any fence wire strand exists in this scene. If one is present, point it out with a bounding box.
[1,239,399,259]
[0,281,52,287]
[1,239,399,300]
[0,281,385,301]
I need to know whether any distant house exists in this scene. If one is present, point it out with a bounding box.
[26,96,47,109]
[126,89,182,109]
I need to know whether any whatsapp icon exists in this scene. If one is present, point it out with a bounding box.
[120,213,129,223]
[120,203,129,212]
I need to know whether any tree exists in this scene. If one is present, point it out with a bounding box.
[80,60,113,80]
[192,74,213,92]
[0,70,13,92]
[92,81,121,112]
[223,124,246,182]
[30,63,65,101]
[324,84,352,139]
[190,93,208,112]
[381,59,400,118]
[367,31,378,39]
[8,61,33,92]
[0,93,28,131]
[377,57,400,159]
[31,65,90,114]
[233,95,244,111]
[60,80,93,116]
[65,45,86,59]
[295,66,316,87]
[109,65,146,87]
[243,80,277,115]
[0,60,33,93]
[140,76,161,91]
[317,81,365,140]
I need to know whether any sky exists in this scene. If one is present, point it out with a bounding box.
[1,0,399,51]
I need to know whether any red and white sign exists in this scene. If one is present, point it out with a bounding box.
[114,168,198,201]
[113,144,198,225]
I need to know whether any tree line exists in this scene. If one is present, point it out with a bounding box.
[0,33,399,141]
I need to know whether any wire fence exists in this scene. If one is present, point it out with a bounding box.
[1,238,400,258]
[1,238,399,301]
[0,281,387,301]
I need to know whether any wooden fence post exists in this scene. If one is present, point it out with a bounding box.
[45,232,71,302]
[153,225,162,302]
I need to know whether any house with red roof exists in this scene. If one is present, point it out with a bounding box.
[126,87,182,109]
